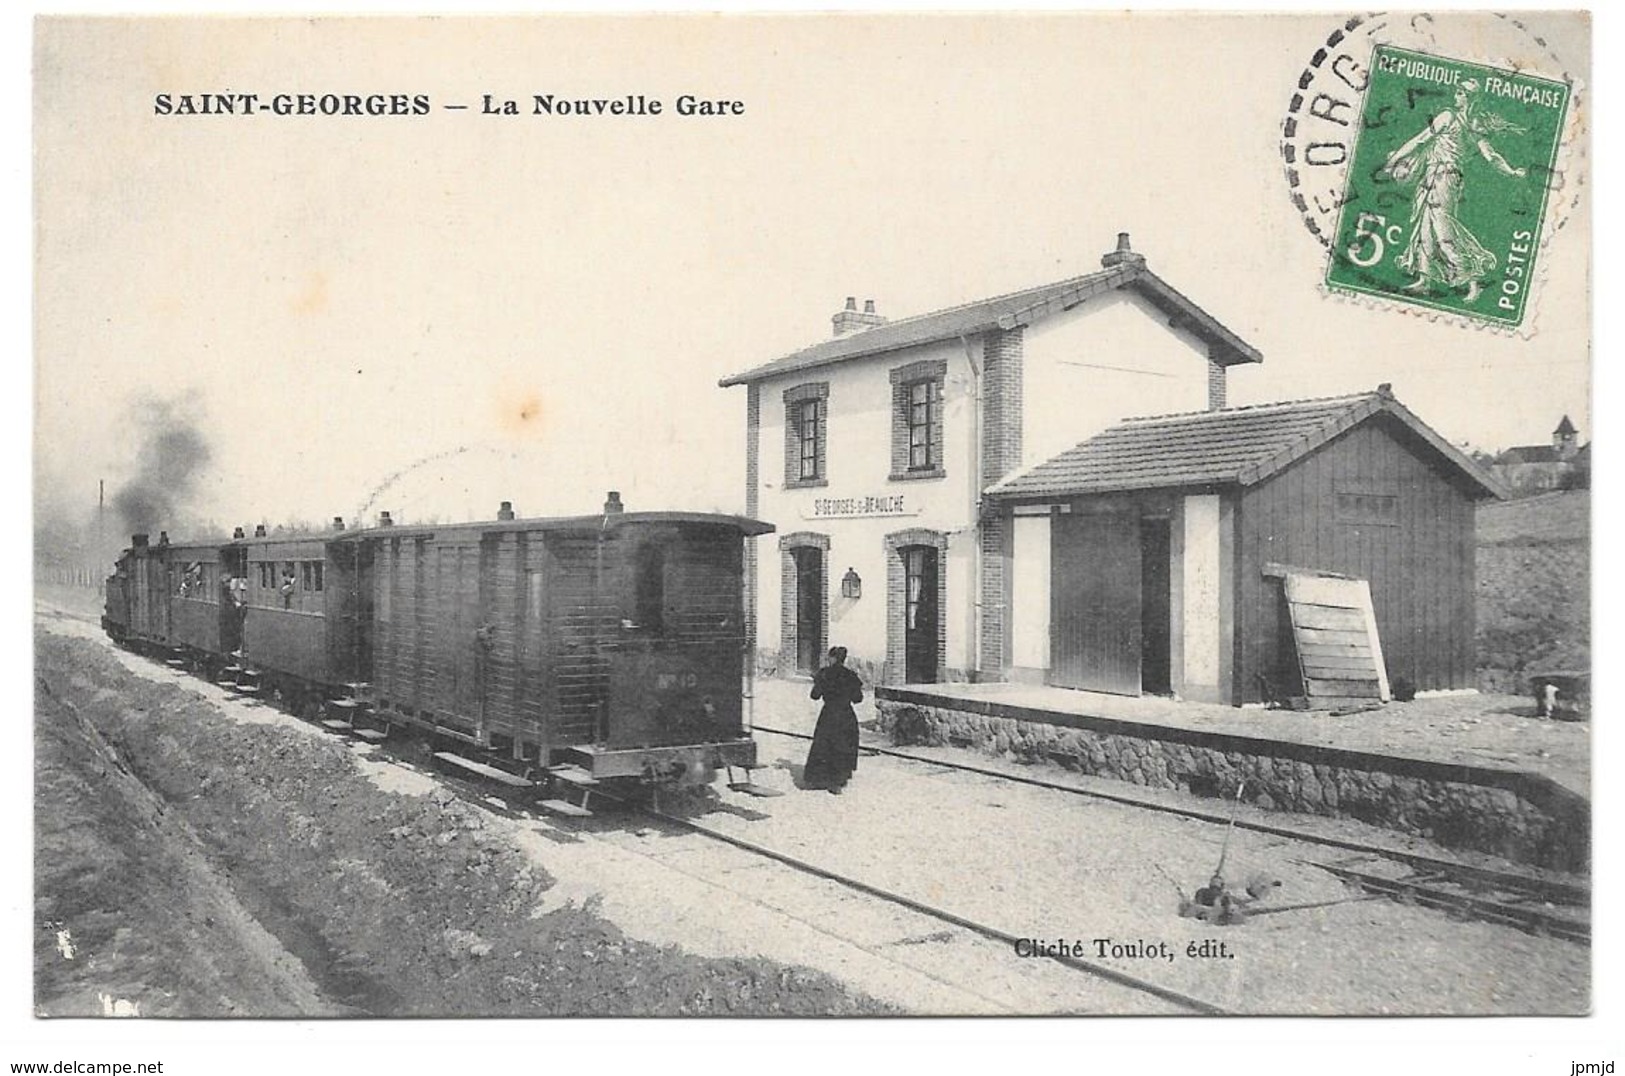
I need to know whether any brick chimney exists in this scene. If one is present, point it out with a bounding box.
[1100,232,1146,269]
[832,296,887,336]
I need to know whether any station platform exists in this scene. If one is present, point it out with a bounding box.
[747,677,1588,872]
[879,682,1587,795]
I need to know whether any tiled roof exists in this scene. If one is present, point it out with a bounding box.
[988,389,1505,501]
[1498,445,1561,465]
[718,259,1261,387]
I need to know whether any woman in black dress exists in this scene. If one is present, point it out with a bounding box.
[803,646,864,794]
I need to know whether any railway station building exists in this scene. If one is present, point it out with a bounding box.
[719,234,1262,686]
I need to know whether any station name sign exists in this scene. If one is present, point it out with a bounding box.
[804,494,918,520]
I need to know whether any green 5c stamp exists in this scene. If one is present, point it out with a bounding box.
[1325,46,1570,327]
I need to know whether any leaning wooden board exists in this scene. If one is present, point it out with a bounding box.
[1283,571,1389,708]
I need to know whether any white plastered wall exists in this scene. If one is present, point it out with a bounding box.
[1021,289,1212,469]
[753,337,979,676]
[1010,513,1051,678]
[1176,493,1225,702]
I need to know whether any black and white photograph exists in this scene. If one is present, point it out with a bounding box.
[18,7,1611,1070]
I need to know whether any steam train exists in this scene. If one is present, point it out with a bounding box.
[102,494,773,805]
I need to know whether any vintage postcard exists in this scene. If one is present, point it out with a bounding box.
[25,9,1599,1061]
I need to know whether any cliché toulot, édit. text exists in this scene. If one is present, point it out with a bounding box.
[1014,938,1235,961]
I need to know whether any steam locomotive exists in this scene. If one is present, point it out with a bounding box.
[103,493,773,804]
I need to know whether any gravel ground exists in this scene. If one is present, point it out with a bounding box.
[742,680,1588,1015]
[33,608,1176,1015]
[36,662,333,1016]
[34,623,889,1017]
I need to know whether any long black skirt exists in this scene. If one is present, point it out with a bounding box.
[803,703,859,790]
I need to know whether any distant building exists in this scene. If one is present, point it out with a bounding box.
[719,234,1261,684]
[1490,416,1589,495]
[985,388,1504,704]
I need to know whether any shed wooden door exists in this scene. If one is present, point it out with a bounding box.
[1050,508,1141,695]
[432,540,485,735]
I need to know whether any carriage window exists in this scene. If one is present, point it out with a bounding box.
[312,562,323,592]
[301,563,313,591]
[631,544,666,634]
[526,570,545,625]
[259,563,272,589]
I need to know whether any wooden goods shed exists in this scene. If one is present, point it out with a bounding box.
[987,386,1504,705]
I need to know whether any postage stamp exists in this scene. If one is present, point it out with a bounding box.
[1322,45,1571,327]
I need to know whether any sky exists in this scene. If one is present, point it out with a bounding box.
[32,12,1592,542]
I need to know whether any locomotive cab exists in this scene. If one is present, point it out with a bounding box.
[566,518,766,782]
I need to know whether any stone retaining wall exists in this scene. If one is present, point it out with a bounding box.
[877,693,1588,873]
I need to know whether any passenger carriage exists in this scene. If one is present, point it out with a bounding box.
[105,495,774,800]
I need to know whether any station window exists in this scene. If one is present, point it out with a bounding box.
[783,382,829,489]
[796,399,823,481]
[907,378,942,471]
[889,358,947,480]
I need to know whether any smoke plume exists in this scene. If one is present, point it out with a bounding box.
[112,394,213,536]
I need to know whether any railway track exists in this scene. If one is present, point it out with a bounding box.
[750,723,1591,942]
[394,745,1226,1014]
[136,655,1220,1014]
[624,792,1229,1014]
[1303,858,1589,945]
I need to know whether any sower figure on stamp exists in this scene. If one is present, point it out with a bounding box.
[1381,78,1527,303]
[804,646,864,795]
